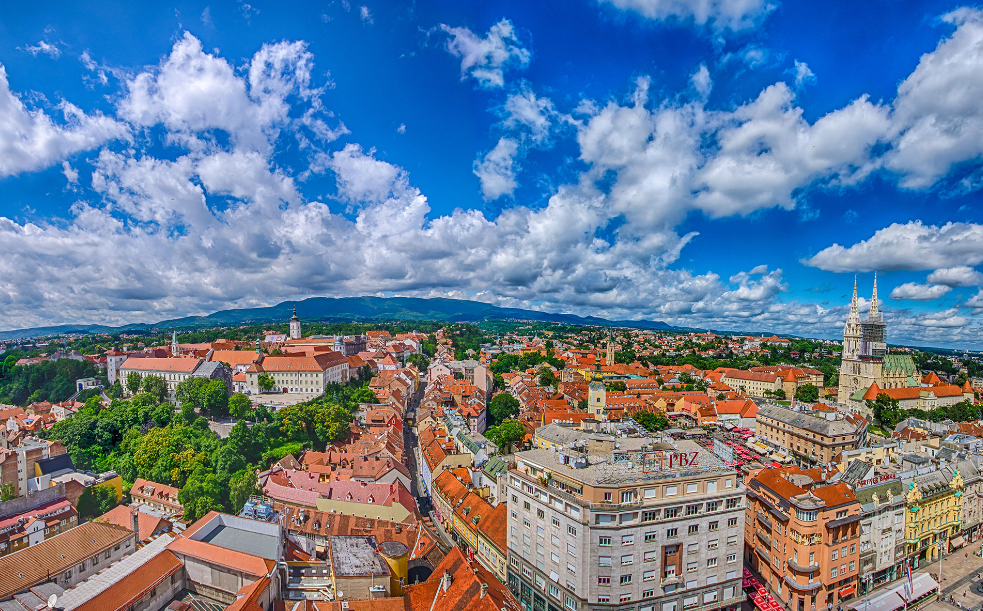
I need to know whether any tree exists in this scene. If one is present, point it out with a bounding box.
[407,353,430,371]
[126,371,142,395]
[606,380,627,392]
[202,379,229,417]
[176,377,209,410]
[866,393,905,429]
[179,465,225,523]
[258,373,276,392]
[538,369,558,388]
[76,485,119,518]
[635,411,670,432]
[794,384,820,403]
[486,419,526,454]
[774,389,786,400]
[141,375,168,404]
[108,381,123,399]
[229,469,261,513]
[488,392,520,425]
[229,393,253,418]
[0,482,16,501]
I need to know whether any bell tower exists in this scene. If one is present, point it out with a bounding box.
[289,307,302,340]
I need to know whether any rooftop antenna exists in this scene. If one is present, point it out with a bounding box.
[47,594,58,610]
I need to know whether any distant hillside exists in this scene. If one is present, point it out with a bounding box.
[0,296,675,340]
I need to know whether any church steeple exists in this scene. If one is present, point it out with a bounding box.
[868,272,882,322]
[848,275,859,321]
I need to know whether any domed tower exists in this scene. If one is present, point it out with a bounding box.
[289,306,301,340]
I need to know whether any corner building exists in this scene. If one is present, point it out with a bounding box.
[506,436,746,611]
[744,466,862,611]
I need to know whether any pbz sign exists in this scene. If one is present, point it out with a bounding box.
[642,451,700,472]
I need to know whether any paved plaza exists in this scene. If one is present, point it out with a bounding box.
[909,538,983,611]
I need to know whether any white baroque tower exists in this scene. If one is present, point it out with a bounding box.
[289,307,302,340]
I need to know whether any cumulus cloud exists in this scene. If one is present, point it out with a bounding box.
[359,6,373,23]
[912,308,969,327]
[119,32,332,152]
[598,0,777,32]
[439,19,530,88]
[0,64,128,177]
[884,8,983,189]
[474,138,519,200]
[889,282,952,301]
[927,266,983,287]
[501,85,557,145]
[803,222,983,272]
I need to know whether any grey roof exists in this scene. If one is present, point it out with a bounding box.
[199,523,279,560]
[834,460,872,488]
[192,361,223,378]
[756,405,859,437]
[516,438,732,487]
[57,535,174,611]
[937,447,958,462]
[329,536,390,577]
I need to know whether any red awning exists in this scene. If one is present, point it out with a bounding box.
[840,586,856,598]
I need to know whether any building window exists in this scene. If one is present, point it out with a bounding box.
[552,517,561,528]
[728,518,738,527]
[598,596,611,603]
[599,576,611,585]
[666,486,677,496]
[686,483,698,494]
[796,509,818,521]
[687,562,698,573]
[622,555,634,565]
[568,525,577,536]
[726,498,740,509]
[686,504,701,516]
[727,554,737,564]
[708,539,718,550]
[707,558,717,568]
[645,531,657,542]
[621,574,633,584]
[549,584,560,599]
[599,536,612,546]
[622,535,634,545]
[621,594,633,603]
[644,569,656,581]
[599,556,612,567]
[688,525,699,535]
[644,550,658,562]
[668,528,678,538]
[604,492,613,502]
[643,510,658,522]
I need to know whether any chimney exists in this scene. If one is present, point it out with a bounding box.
[480,583,488,599]
[131,509,140,536]
[442,571,452,592]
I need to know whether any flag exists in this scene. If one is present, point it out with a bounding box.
[791,396,796,410]
[903,563,913,599]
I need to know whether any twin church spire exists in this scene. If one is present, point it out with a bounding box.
[848,272,880,322]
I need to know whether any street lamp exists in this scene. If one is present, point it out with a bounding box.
[863,573,873,611]
[937,533,948,598]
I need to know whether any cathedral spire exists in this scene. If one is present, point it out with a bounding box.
[869,272,881,321]
[850,275,858,314]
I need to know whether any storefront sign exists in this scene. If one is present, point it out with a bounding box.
[857,474,896,487]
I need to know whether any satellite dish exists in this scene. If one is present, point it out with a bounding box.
[337,591,344,599]
[47,594,58,609]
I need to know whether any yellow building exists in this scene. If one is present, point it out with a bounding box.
[904,469,963,566]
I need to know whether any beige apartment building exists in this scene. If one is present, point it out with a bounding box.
[506,425,746,611]
[756,405,867,466]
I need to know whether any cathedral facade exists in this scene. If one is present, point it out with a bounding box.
[838,275,917,406]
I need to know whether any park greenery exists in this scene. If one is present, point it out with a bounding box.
[42,376,371,523]
[0,356,101,405]
[634,410,670,432]
[867,394,981,430]
[488,392,520,426]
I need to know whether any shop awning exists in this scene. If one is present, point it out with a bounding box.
[839,585,856,598]
[950,536,965,549]
[847,573,939,611]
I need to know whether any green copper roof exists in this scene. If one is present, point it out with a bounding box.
[883,354,916,376]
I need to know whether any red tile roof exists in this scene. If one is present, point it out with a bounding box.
[73,550,182,611]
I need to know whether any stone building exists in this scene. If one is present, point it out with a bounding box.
[755,405,867,466]
[506,430,745,611]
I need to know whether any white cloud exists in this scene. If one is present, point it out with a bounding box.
[0,64,128,177]
[719,44,768,68]
[474,138,519,200]
[883,8,983,189]
[912,308,969,327]
[119,33,329,153]
[61,161,78,184]
[396,123,406,134]
[803,221,983,272]
[21,41,61,58]
[790,60,815,88]
[439,19,530,88]
[501,85,556,145]
[599,0,777,32]
[927,266,983,287]
[359,6,373,23]
[889,282,952,301]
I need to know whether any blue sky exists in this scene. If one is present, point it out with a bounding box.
[2,0,983,348]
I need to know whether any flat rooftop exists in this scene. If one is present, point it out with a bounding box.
[200,525,280,560]
[329,536,390,577]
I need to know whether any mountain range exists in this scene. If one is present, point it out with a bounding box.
[0,296,675,341]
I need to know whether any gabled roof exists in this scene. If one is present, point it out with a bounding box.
[72,550,182,611]
[403,547,521,611]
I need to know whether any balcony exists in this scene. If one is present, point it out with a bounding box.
[756,530,771,548]
[786,559,820,573]
[757,511,773,530]
[590,499,645,511]
[755,546,771,565]
[783,575,823,592]
[662,575,682,586]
